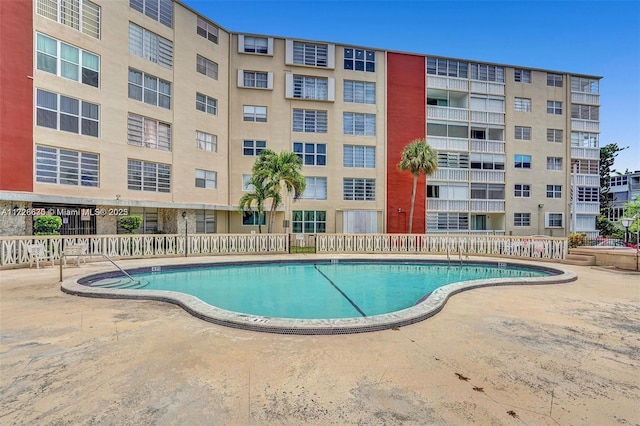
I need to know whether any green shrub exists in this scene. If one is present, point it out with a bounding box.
[33,215,62,235]
[119,215,143,234]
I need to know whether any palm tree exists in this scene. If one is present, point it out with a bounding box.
[398,139,438,234]
[252,149,306,233]
[238,176,278,234]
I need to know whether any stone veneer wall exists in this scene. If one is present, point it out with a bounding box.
[0,201,32,236]
[96,205,118,235]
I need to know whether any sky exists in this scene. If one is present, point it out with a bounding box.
[182,0,640,174]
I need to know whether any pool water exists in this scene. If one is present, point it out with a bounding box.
[89,262,550,319]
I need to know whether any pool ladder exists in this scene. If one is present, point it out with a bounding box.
[447,245,467,266]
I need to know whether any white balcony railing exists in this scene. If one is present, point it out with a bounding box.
[427,106,469,121]
[572,202,600,214]
[571,146,600,160]
[571,119,600,132]
[431,168,469,182]
[427,199,469,211]
[427,136,468,151]
[571,92,600,105]
[426,76,469,92]
[471,200,506,212]
[573,174,599,186]
[471,170,505,183]
[470,139,505,153]
[470,110,505,124]
[470,81,505,95]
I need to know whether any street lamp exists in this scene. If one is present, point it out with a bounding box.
[621,217,633,245]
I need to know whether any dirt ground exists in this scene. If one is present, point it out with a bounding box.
[1,256,639,425]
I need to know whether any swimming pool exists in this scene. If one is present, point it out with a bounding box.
[63,258,576,334]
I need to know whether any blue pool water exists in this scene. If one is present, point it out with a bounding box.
[87,261,551,319]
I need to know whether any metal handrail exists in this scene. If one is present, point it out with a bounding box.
[59,252,137,283]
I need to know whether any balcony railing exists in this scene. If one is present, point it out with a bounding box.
[470,110,505,124]
[426,76,469,92]
[470,139,505,153]
[471,200,506,212]
[571,119,600,132]
[427,106,468,121]
[427,136,468,151]
[571,92,600,105]
[572,174,599,186]
[471,170,505,183]
[431,168,469,182]
[427,199,469,211]
[572,202,600,214]
[571,146,600,160]
[470,81,505,95]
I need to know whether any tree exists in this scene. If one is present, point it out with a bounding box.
[599,143,628,217]
[397,139,438,234]
[238,176,277,234]
[251,149,306,233]
[119,215,143,234]
[622,196,640,243]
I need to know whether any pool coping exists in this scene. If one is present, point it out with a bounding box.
[60,257,577,335]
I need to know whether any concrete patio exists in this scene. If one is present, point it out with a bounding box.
[1,255,639,425]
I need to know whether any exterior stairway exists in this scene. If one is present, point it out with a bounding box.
[562,252,596,266]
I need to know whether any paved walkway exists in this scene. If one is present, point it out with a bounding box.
[1,255,639,425]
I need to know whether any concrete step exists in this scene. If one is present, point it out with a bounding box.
[562,253,596,266]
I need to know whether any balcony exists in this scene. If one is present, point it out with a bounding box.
[427,136,468,151]
[571,119,599,132]
[427,106,468,121]
[470,139,505,153]
[470,81,505,95]
[471,170,505,183]
[572,173,599,186]
[470,110,505,124]
[431,168,469,182]
[471,200,505,212]
[426,76,468,92]
[571,92,599,105]
[572,202,599,214]
[427,199,469,211]
[571,146,600,160]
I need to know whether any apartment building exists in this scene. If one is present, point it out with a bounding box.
[0,0,601,238]
[608,171,640,221]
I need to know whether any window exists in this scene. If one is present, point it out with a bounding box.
[571,77,599,94]
[130,0,172,27]
[514,154,531,169]
[292,109,327,133]
[128,23,173,68]
[243,211,266,226]
[127,113,171,151]
[547,73,563,87]
[196,55,218,79]
[470,64,504,82]
[546,185,562,198]
[242,174,254,191]
[196,210,216,233]
[293,41,328,67]
[514,213,531,227]
[243,140,266,156]
[196,130,217,152]
[546,213,564,228]
[121,207,157,233]
[427,212,469,231]
[514,184,531,197]
[301,177,327,200]
[468,126,503,141]
[471,183,505,200]
[291,75,328,100]
[547,101,562,115]
[343,178,375,201]
[427,184,468,200]
[577,187,599,202]
[36,0,100,38]
[571,159,599,175]
[571,132,598,148]
[343,112,375,136]
[292,210,326,233]
[470,95,505,112]
[426,58,468,78]
[343,80,375,104]
[514,69,531,83]
[36,33,100,87]
[547,129,563,143]
[571,104,599,121]
[439,152,470,169]
[36,89,99,137]
[128,69,171,109]
[470,153,504,170]
[514,126,531,140]
[243,105,267,122]
[344,145,375,168]
[243,71,269,88]
[127,159,171,192]
[35,145,99,186]
[293,143,326,166]
[196,93,217,115]
[344,48,375,72]
[243,36,268,54]
[195,169,216,189]
[196,17,218,43]
[547,157,563,171]
[514,97,531,112]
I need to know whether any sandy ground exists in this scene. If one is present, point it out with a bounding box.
[1,256,639,425]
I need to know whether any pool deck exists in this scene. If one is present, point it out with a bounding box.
[1,254,639,425]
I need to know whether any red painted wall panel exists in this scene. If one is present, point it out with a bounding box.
[386,52,426,233]
[0,0,33,192]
